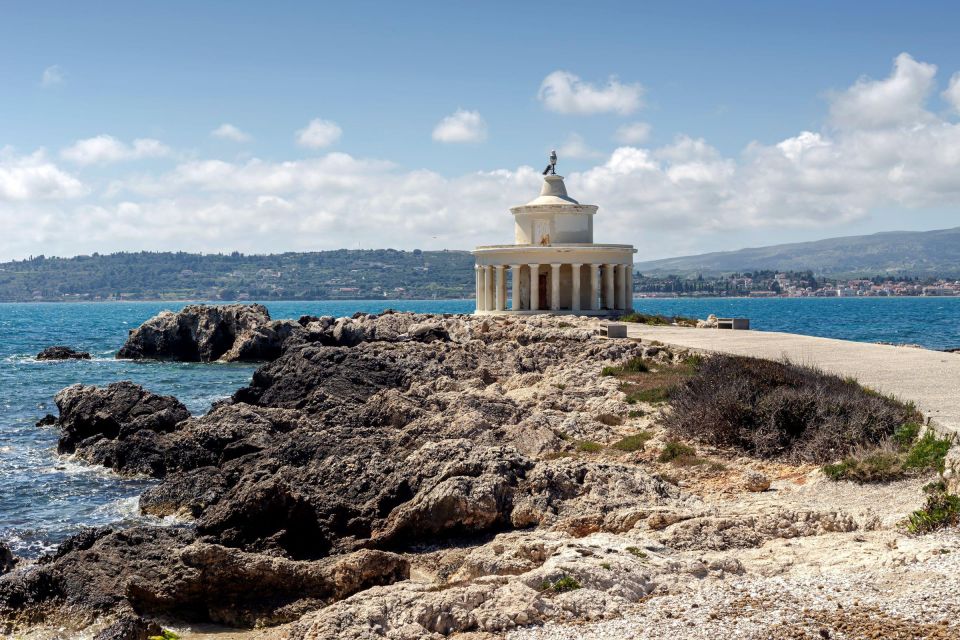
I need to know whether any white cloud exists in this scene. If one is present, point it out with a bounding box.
[538,71,643,115]
[60,135,171,166]
[614,122,651,144]
[0,148,85,201]
[432,109,488,143]
[7,53,960,262]
[557,133,602,159]
[211,123,252,142]
[41,65,64,88]
[944,72,960,114]
[296,118,342,148]
[829,53,937,129]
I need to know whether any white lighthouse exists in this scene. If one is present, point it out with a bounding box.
[472,155,636,315]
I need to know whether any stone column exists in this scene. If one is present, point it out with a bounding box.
[529,264,540,312]
[571,263,582,312]
[626,264,634,312]
[510,264,522,311]
[474,265,482,312]
[604,264,615,310]
[589,264,599,311]
[494,265,505,311]
[550,264,561,311]
[483,266,492,311]
[614,265,624,310]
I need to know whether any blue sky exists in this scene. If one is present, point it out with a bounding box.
[2,1,960,261]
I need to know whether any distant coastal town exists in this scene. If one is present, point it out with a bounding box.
[635,270,960,298]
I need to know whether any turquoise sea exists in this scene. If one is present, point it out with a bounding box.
[1,297,958,557]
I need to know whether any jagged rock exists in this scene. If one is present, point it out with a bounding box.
[35,413,57,427]
[0,543,15,575]
[36,346,91,360]
[54,382,190,469]
[116,303,305,362]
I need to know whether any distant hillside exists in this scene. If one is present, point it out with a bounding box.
[634,227,960,277]
[0,249,475,302]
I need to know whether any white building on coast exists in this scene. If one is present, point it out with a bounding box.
[472,155,636,315]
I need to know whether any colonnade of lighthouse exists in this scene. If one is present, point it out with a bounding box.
[471,160,636,317]
[474,262,633,313]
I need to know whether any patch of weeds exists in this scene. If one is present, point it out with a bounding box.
[626,386,670,404]
[597,413,624,427]
[620,312,697,327]
[923,479,948,494]
[903,432,952,473]
[148,632,181,640]
[822,450,904,483]
[706,461,727,472]
[611,431,652,452]
[544,451,573,460]
[627,409,645,419]
[625,546,648,559]
[576,440,603,453]
[602,357,650,377]
[554,383,567,391]
[600,562,612,570]
[540,575,582,593]
[822,426,951,483]
[907,491,960,534]
[658,441,695,463]
[893,422,922,449]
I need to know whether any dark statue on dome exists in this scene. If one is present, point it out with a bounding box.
[542,149,557,176]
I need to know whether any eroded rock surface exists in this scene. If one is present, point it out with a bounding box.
[36,345,91,360]
[4,311,939,640]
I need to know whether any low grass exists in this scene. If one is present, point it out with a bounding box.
[596,413,624,427]
[624,386,671,404]
[625,546,648,559]
[627,409,645,419]
[576,440,603,453]
[611,431,652,452]
[619,312,698,327]
[601,357,650,376]
[148,632,181,640]
[539,575,582,593]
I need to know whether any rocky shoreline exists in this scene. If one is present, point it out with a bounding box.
[3,306,959,640]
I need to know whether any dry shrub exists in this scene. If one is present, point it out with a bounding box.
[665,355,922,463]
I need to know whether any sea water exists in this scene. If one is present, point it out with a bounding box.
[1,297,958,557]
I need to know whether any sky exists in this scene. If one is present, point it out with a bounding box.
[2,0,960,262]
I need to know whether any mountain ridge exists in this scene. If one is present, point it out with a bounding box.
[633,226,960,277]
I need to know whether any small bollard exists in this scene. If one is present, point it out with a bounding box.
[604,323,628,338]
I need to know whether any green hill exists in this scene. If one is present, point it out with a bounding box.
[633,227,960,277]
[0,249,475,302]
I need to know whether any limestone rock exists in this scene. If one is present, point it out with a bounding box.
[36,345,91,360]
[744,470,772,492]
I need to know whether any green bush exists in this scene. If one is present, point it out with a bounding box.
[893,422,922,449]
[576,440,603,453]
[658,441,696,463]
[907,492,960,534]
[612,431,652,452]
[903,432,952,472]
[540,575,582,593]
[625,546,648,558]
